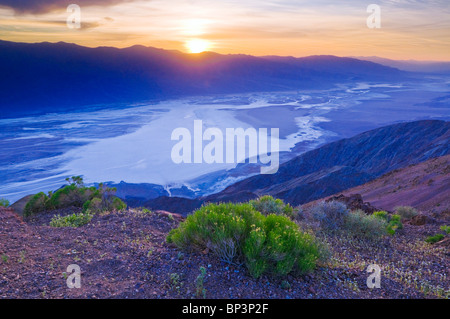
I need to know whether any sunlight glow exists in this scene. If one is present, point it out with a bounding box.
[185,39,210,53]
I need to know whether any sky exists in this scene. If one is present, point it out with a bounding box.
[0,0,449,60]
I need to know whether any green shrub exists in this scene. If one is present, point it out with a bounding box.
[112,197,127,211]
[24,176,126,216]
[311,201,349,231]
[440,225,450,234]
[83,197,103,213]
[344,210,388,239]
[373,211,388,220]
[370,211,403,236]
[195,266,207,298]
[249,195,295,219]
[82,188,126,213]
[167,202,324,279]
[46,184,91,210]
[394,206,418,220]
[257,214,321,277]
[24,192,49,217]
[0,198,10,207]
[386,214,403,235]
[167,203,254,262]
[425,234,445,244]
[49,211,93,227]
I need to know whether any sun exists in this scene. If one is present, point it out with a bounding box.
[185,39,210,54]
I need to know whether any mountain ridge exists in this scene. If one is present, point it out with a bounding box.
[139,120,449,215]
[0,39,408,118]
[205,120,449,206]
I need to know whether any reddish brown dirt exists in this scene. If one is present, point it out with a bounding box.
[339,155,450,215]
[304,155,450,218]
[1,206,448,299]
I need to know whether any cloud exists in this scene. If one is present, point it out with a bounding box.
[0,0,133,14]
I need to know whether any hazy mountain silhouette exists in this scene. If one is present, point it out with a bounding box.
[352,56,450,74]
[0,40,407,118]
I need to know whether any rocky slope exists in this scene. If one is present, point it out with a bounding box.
[141,120,449,215]
[325,154,450,215]
[1,205,448,299]
[204,120,449,207]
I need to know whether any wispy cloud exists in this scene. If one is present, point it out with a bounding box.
[0,0,448,60]
[0,0,132,14]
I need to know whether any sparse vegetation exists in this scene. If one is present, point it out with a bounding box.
[304,202,401,239]
[372,210,388,221]
[371,210,403,236]
[343,210,387,240]
[195,266,207,298]
[440,225,450,234]
[18,250,26,263]
[387,214,403,236]
[310,200,349,231]
[23,176,126,218]
[24,192,49,217]
[394,206,419,220]
[169,272,182,291]
[0,198,9,207]
[167,202,325,279]
[2,194,448,299]
[49,211,93,228]
[249,195,295,219]
[425,234,445,244]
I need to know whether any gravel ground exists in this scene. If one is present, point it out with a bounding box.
[0,207,448,299]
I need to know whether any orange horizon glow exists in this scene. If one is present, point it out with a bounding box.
[185,39,211,54]
[0,1,449,62]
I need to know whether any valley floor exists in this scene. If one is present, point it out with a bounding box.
[0,206,448,299]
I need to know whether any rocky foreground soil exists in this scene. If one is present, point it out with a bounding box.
[1,205,448,299]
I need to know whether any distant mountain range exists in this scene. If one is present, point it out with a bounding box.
[142,120,449,215]
[352,56,450,74]
[0,40,409,118]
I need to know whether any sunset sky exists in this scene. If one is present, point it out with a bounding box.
[0,0,449,60]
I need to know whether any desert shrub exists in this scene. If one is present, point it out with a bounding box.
[49,211,93,227]
[83,197,103,213]
[311,200,349,231]
[373,211,388,220]
[370,211,404,236]
[112,197,127,211]
[195,266,207,298]
[167,203,255,262]
[394,206,418,220]
[344,210,388,240]
[249,195,295,219]
[440,225,450,234]
[82,186,126,213]
[47,184,92,210]
[257,214,321,277]
[167,202,324,278]
[0,198,10,207]
[386,214,403,235]
[24,176,126,216]
[24,192,49,217]
[425,234,445,244]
